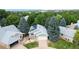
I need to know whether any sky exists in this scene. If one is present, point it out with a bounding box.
[0,0,79,10]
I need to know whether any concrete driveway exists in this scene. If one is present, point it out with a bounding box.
[11,44,27,49]
[0,45,6,49]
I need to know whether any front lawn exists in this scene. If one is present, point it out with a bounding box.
[24,38,79,49]
[48,39,79,49]
[24,42,38,49]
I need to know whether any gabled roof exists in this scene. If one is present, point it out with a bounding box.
[0,25,22,45]
[29,24,48,37]
[1,25,21,32]
[59,26,76,38]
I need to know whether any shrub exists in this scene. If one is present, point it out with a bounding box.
[73,30,79,45]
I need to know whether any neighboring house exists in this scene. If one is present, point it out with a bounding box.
[59,26,76,42]
[75,20,79,28]
[67,23,76,29]
[67,20,79,29]
[29,24,48,40]
[0,25,23,48]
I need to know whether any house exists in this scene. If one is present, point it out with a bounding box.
[59,26,76,42]
[0,25,23,48]
[29,24,48,39]
[67,23,76,29]
[29,24,48,48]
[75,20,79,28]
[67,20,79,29]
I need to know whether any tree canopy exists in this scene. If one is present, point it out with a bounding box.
[6,14,20,26]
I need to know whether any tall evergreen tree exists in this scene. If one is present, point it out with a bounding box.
[47,16,60,42]
[0,18,6,26]
[18,16,30,35]
[45,18,50,28]
[60,18,66,27]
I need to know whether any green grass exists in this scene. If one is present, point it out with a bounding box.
[24,42,38,49]
[24,39,79,49]
[48,39,79,49]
